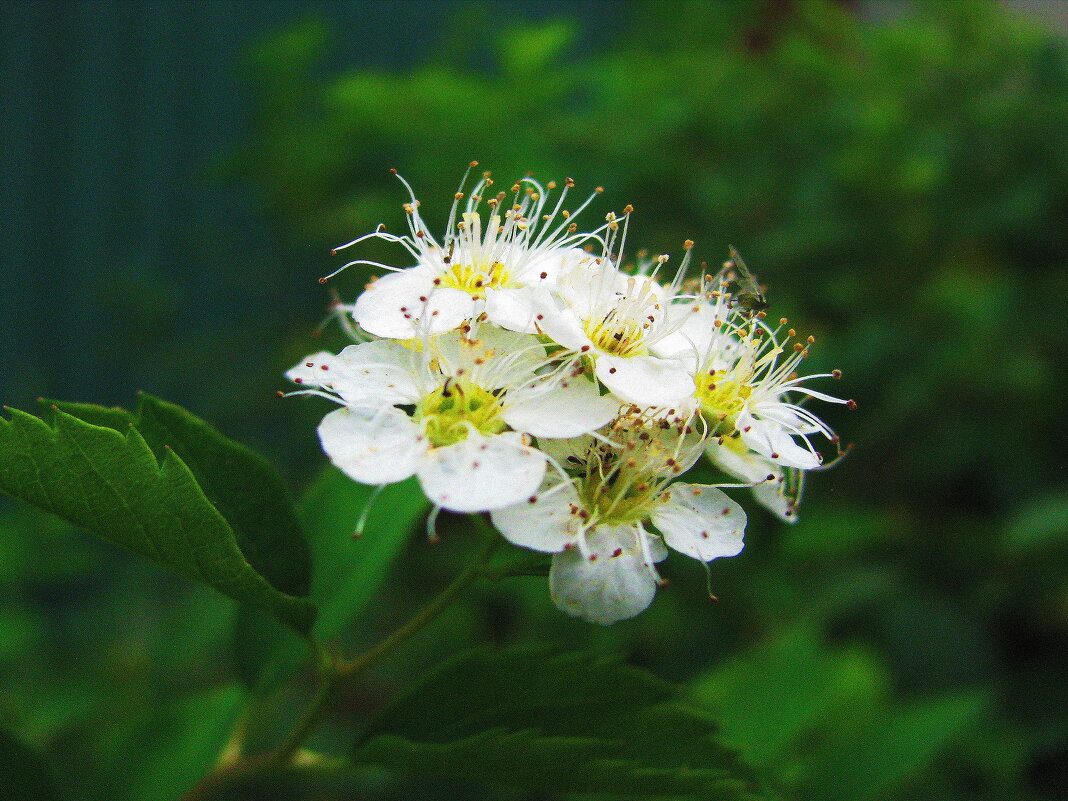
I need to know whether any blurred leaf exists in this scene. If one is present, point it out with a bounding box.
[483,548,553,580]
[0,729,61,801]
[0,403,315,634]
[692,621,989,801]
[691,623,889,766]
[801,689,988,801]
[305,470,428,639]
[1004,492,1068,551]
[498,21,575,76]
[110,683,247,801]
[231,469,428,688]
[353,646,765,799]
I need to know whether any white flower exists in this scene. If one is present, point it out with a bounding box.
[655,288,849,471]
[706,446,801,523]
[491,414,746,625]
[327,167,611,340]
[651,262,852,519]
[287,326,619,513]
[530,247,699,407]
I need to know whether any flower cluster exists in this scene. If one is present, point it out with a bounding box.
[288,165,852,625]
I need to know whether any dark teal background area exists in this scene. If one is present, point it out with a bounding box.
[0,0,621,470]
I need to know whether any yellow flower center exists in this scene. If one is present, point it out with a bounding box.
[579,468,662,526]
[439,261,512,299]
[415,381,507,447]
[695,371,752,437]
[583,310,650,357]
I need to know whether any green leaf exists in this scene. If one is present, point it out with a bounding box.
[102,683,247,801]
[0,402,315,634]
[232,469,428,689]
[691,622,989,801]
[690,623,889,766]
[352,646,765,800]
[801,690,988,801]
[304,469,429,640]
[48,394,312,598]
[0,729,62,801]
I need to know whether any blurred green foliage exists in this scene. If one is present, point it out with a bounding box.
[2,0,1067,799]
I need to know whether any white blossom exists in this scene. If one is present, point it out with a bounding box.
[287,326,618,513]
[327,167,613,340]
[653,261,852,520]
[492,413,746,625]
[287,168,852,625]
[529,241,702,407]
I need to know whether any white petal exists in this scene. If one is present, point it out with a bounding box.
[318,406,420,486]
[490,481,582,552]
[706,443,779,485]
[738,411,821,469]
[354,268,475,339]
[517,246,596,286]
[554,260,625,310]
[650,483,746,562]
[503,377,620,439]
[752,477,799,524]
[327,341,420,405]
[416,431,546,512]
[651,302,717,368]
[749,400,808,431]
[286,351,340,388]
[484,287,546,334]
[468,326,547,383]
[549,525,659,625]
[533,301,595,351]
[537,433,597,467]
[595,354,695,407]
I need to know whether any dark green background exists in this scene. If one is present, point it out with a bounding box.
[2,1,1066,799]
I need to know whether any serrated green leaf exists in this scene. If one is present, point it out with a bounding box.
[353,646,765,800]
[47,394,312,598]
[356,728,756,799]
[0,404,315,634]
[0,729,62,801]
